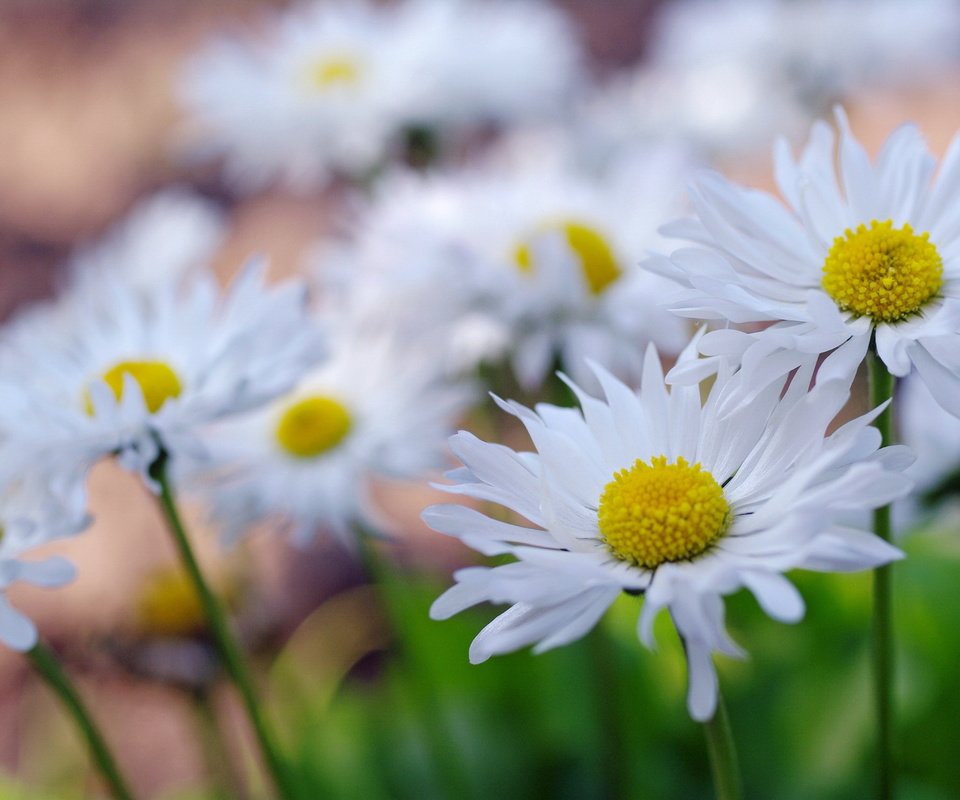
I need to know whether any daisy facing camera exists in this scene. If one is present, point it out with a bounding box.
[424,342,910,722]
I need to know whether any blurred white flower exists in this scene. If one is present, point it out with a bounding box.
[895,374,960,528]
[0,264,322,485]
[397,0,583,131]
[584,0,960,161]
[426,344,910,721]
[179,1,430,191]
[190,323,474,546]
[324,134,692,390]
[178,0,584,191]
[653,0,960,107]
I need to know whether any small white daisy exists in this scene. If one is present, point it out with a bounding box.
[650,110,960,416]
[190,323,473,546]
[179,1,430,191]
[652,0,960,114]
[0,263,322,485]
[326,136,691,390]
[0,467,89,651]
[425,343,909,721]
[396,0,583,131]
[584,0,960,165]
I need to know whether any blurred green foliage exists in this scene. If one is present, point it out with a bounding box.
[7,524,960,799]
[259,524,960,800]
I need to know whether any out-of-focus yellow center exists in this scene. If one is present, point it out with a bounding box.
[88,360,183,415]
[597,456,730,569]
[821,220,942,322]
[304,56,362,89]
[275,395,352,458]
[514,219,622,295]
[137,568,207,638]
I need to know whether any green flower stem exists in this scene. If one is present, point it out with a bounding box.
[150,454,295,800]
[190,686,249,800]
[702,694,743,800]
[867,349,896,800]
[27,641,135,800]
[356,530,475,800]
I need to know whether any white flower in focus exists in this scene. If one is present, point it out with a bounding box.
[191,326,474,545]
[329,137,692,389]
[0,264,322,485]
[68,189,225,295]
[650,111,960,416]
[0,469,89,651]
[179,2,429,191]
[397,0,583,130]
[425,344,909,721]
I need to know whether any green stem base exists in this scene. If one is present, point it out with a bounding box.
[150,454,295,799]
[867,350,896,800]
[27,641,135,800]
[703,695,743,800]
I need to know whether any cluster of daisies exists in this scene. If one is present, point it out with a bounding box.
[6,0,960,759]
[424,107,960,720]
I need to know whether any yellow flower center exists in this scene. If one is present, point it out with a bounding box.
[821,220,943,322]
[137,568,207,638]
[597,456,730,569]
[88,360,183,414]
[275,395,352,458]
[304,56,362,90]
[514,219,622,295]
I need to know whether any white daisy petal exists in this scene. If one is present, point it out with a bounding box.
[0,598,37,652]
[12,557,77,589]
[682,634,719,723]
[741,571,805,623]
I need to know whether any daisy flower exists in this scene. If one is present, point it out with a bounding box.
[0,263,322,485]
[396,0,583,131]
[190,323,473,546]
[584,0,959,167]
[650,110,960,416]
[652,0,960,115]
[179,1,430,191]
[326,135,691,390]
[425,343,909,720]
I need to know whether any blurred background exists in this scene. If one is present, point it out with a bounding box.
[1,0,960,798]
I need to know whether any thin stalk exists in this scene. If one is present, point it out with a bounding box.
[587,626,628,799]
[356,530,475,800]
[150,454,295,800]
[190,686,249,800]
[702,694,742,800]
[27,641,135,800]
[867,349,896,800]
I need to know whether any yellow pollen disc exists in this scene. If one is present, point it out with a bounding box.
[88,360,183,415]
[514,219,622,295]
[304,56,362,89]
[137,568,207,638]
[597,455,730,569]
[821,219,943,322]
[275,395,352,458]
